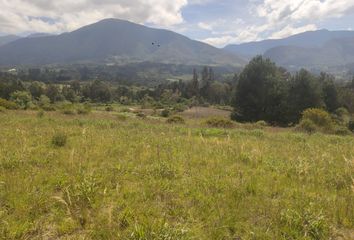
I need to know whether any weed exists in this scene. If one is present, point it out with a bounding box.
[52,132,68,147]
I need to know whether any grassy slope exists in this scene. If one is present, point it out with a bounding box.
[0,111,353,239]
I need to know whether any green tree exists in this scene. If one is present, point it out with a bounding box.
[286,69,324,123]
[232,56,287,124]
[10,91,32,109]
[320,73,339,112]
[186,69,199,98]
[84,80,112,102]
[45,84,61,103]
[28,81,44,100]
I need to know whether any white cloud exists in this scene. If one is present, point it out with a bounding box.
[270,24,318,39]
[0,0,188,34]
[257,0,354,24]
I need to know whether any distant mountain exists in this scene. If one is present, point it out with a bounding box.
[26,33,55,38]
[264,37,354,68]
[224,29,354,58]
[0,19,244,67]
[0,35,21,47]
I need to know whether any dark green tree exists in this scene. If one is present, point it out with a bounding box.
[232,56,287,124]
[286,69,324,123]
[28,81,44,100]
[320,73,339,112]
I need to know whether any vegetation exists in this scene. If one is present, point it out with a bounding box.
[0,111,353,239]
[1,56,354,239]
[166,115,185,124]
[204,117,235,128]
[232,56,354,126]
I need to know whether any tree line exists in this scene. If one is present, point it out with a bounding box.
[1,56,354,126]
[232,56,354,125]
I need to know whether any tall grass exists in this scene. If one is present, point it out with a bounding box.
[0,111,353,239]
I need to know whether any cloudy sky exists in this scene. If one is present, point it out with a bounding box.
[0,0,354,47]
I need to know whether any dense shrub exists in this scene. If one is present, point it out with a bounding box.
[161,109,170,118]
[334,126,352,136]
[10,91,32,109]
[333,107,350,125]
[297,108,334,133]
[0,106,5,112]
[296,119,317,134]
[166,115,185,124]
[0,98,19,110]
[52,132,67,147]
[105,105,114,112]
[136,112,146,118]
[302,108,333,128]
[256,120,268,127]
[204,117,234,128]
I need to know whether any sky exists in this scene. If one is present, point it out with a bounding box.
[0,0,354,47]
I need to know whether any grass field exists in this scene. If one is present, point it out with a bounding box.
[0,110,353,239]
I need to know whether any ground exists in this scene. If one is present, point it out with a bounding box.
[0,109,353,239]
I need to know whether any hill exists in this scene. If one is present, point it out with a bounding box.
[0,35,21,47]
[224,29,354,58]
[264,37,354,68]
[0,19,244,67]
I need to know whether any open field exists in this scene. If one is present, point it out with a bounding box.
[0,110,353,239]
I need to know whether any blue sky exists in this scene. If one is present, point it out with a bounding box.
[0,0,354,47]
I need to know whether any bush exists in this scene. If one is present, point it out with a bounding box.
[136,112,146,118]
[302,108,334,130]
[166,115,185,124]
[0,98,19,110]
[296,119,317,134]
[333,107,350,125]
[334,126,352,136]
[161,109,170,118]
[52,132,67,147]
[10,91,32,110]
[204,117,234,128]
[256,120,268,127]
[105,105,114,112]
[0,106,5,113]
[297,108,334,134]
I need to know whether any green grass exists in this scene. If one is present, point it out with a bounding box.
[0,111,353,239]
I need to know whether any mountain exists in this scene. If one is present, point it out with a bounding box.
[224,29,354,58]
[0,35,21,47]
[26,33,54,38]
[264,37,354,69]
[0,19,244,67]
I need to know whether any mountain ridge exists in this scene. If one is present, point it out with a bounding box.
[0,18,244,67]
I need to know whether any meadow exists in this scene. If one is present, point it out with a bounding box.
[0,109,353,239]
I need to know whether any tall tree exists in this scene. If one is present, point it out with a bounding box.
[320,73,339,112]
[286,69,324,123]
[232,56,287,124]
